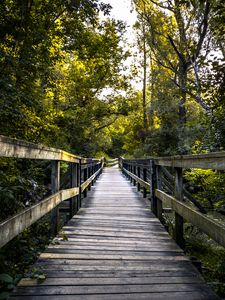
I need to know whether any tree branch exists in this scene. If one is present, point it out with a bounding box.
[95,116,118,132]
[167,34,186,65]
[190,0,210,63]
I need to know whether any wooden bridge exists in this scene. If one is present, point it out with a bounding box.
[0,135,225,299]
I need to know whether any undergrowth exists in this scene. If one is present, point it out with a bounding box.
[185,227,225,298]
[0,218,51,300]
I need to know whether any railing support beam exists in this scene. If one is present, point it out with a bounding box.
[51,160,60,236]
[143,167,147,198]
[69,163,78,218]
[150,160,157,214]
[173,167,185,249]
[156,165,163,222]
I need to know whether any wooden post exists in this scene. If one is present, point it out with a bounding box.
[125,162,128,177]
[133,166,136,186]
[97,162,101,179]
[137,166,141,191]
[127,163,130,179]
[69,163,78,218]
[91,164,94,186]
[143,167,147,198]
[51,160,60,236]
[120,158,123,171]
[130,165,133,183]
[83,167,88,198]
[156,165,163,222]
[150,160,157,214]
[125,163,128,178]
[173,167,185,249]
[122,162,125,176]
[93,164,96,183]
[88,166,91,191]
[78,159,82,210]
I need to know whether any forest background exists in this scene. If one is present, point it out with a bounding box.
[0,0,224,157]
[0,0,225,298]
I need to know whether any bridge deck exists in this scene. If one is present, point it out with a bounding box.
[11,166,219,300]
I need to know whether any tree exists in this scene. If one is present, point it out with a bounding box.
[133,0,214,154]
[0,0,110,143]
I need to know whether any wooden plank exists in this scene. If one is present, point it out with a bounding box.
[18,276,204,286]
[10,166,219,300]
[66,220,160,228]
[62,225,166,233]
[51,161,60,236]
[81,168,102,192]
[25,261,202,272]
[30,269,201,278]
[155,189,225,248]
[11,283,219,296]
[123,151,225,171]
[122,168,150,189]
[0,187,79,248]
[10,292,219,300]
[38,253,188,261]
[62,230,169,239]
[44,248,183,254]
[71,215,158,223]
[49,241,182,251]
[55,240,179,247]
[154,151,225,170]
[0,135,80,163]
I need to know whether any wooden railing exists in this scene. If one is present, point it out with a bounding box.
[105,158,118,167]
[119,153,225,249]
[0,135,104,248]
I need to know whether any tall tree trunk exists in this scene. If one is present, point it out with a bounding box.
[142,23,148,131]
[178,62,188,154]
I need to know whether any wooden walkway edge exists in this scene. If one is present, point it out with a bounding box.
[10,166,219,300]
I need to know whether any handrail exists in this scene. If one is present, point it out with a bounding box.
[105,158,118,167]
[122,167,150,189]
[120,154,225,249]
[122,152,225,170]
[0,135,104,248]
[154,153,225,169]
[0,135,98,164]
[0,135,80,163]
[155,189,225,248]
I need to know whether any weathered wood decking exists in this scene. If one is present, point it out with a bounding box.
[11,166,219,300]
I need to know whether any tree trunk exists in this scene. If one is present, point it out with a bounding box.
[178,62,188,154]
[143,25,148,131]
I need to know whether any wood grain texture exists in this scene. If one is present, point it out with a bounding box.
[10,166,219,300]
[155,189,225,248]
[0,135,80,163]
[0,188,79,248]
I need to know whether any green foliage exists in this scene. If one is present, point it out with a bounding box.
[25,267,46,282]
[185,228,225,297]
[0,0,224,297]
[0,158,49,222]
[0,218,51,299]
[184,169,225,210]
[0,274,17,300]
[131,0,225,156]
[0,0,131,155]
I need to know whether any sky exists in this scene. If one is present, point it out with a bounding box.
[106,0,137,26]
[105,0,137,43]
[100,0,142,94]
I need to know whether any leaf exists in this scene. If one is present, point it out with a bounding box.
[0,274,13,284]
[37,274,46,280]
[6,284,15,290]
[0,292,10,300]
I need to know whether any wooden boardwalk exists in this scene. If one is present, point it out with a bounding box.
[11,166,219,300]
